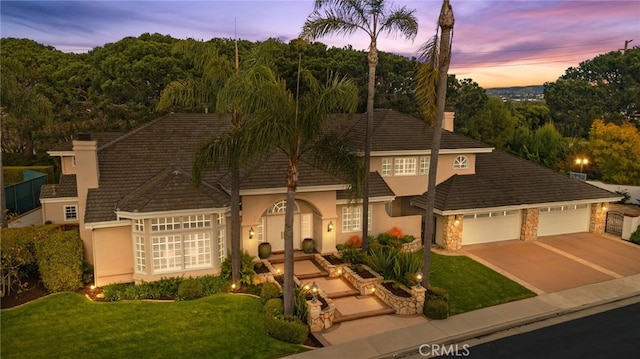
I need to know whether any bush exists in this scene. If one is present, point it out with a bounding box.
[386,226,403,239]
[264,314,309,344]
[220,251,257,286]
[339,248,366,264]
[264,298,284,316]
[392,252,422,287]
[374,232,402,248]
[344,235,362,248]
[1,227,39,294]
[199,275,229,296]
[366,247,398,278]
[177,278,204,301]
[424,299,449,320]
[34,227,84,292]
[294,284,310,324]
[427,286,449,302]
[260,282,281,304]
[630,229,640,244]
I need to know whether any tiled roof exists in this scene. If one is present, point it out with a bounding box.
[40,175,77,199]
[337,172,395,201]
[328,109,491,152]
[48,132,126,152]
[411,150,621,211]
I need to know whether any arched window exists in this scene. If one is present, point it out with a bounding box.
[453,155,469,169]
[267,200,298,214]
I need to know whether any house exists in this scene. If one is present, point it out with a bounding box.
[41,110,621,286]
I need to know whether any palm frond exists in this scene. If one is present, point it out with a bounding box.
[415,33,440,124]
[379,6,418,40]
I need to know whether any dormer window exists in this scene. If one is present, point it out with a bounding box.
[453,155,469,169]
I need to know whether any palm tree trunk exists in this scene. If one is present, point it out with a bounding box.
[422,0,454,288]
[283,160,298,315]
[362,43,378,251]
[230,157,241,286]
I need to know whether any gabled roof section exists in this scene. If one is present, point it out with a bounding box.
[115,166,229,213]
[47,132,126,153]
[412,150,622,211]
[337,172,395,201]
[40,175,78,199]
[327,109,491,153]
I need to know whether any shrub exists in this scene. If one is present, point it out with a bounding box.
[374,232,402,248]
[401,234,416,244]
[392,252,422,287]
[424,299,449,319]
[294,284,310,324]
[82,263,94,286]
[386,226,403,239]
[102,283,132,301]
[630,229,640,245]
[1,227,39,295]
[200,275,230,296]
[34,227,84,292]
[264,314,309,344]
[260,282,281,304]
[264,298,284,316]
[366,247,398,278]
[427,286,449,302]
[339,248,365,264]
[344,235,362,248]
[220,251,257,286]
[177,278,204,301]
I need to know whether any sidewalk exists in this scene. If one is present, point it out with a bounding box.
[286,273,640,359]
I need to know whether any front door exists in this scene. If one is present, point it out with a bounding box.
[265,214,301,252]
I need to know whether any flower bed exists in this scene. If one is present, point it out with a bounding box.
[374,280,426,315]
[343,264,383,295]
[314,253,346,278]
[253,260,279,285]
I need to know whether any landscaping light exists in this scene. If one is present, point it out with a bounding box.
[304,284,310,290]
[231,283,237,290]
[249,227,255,239]
[371,287,376,293]
[327,221,333,232]
[337,268,342,275]
[311,282,318,303]
[276,268,281,274]
[416,272,423,288]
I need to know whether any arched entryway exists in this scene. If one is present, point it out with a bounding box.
[258,199,318,252]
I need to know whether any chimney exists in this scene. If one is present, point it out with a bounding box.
[72,133,100,263]
[443,112,455,132]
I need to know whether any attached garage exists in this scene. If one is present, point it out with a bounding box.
[462,210,521,245]
[537,204,590,236]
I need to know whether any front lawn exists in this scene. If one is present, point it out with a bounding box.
[428,252,536,315]
[1,293,307,359]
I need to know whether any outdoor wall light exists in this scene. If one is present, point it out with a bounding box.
[601,203,608,211]
[454,215,461,226]
[327,221,334,232]
[249,227,255,239]
[311,282,318,303]
[416,272,423,288]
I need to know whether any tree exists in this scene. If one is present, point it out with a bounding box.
[302,0,418,250]
[415,0,454,288]
[589,119,640,185]
[158,39,270,287]
[251,66,361,315]
[544,47,640,137]
[463,97,516,150]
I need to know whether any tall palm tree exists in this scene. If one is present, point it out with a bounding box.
[416,0,454,287]
[251,65,361,315]
[302,0,418,250]
[158,40,274,287]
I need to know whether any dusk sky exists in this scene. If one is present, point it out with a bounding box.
[1,0,639,88]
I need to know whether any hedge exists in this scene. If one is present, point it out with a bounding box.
[264,314,309,344]
[260,282,281,304]
[34,227,84,292]
[102,275,229,301]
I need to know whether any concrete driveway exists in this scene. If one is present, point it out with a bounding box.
[464,233,640,294]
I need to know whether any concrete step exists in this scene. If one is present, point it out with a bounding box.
[333,307,396,323]
[326,289,360,299]
[297,271,330,280]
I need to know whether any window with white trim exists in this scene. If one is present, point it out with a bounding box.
[64,205,78,221]
[183,232,212,269]
[381,158,392,176]
[419,156,430,175]
[134,219,145,232]
[394,157,417,176]
[152,235,182,272]
[342,205,372,233]
[151,217,181,231]
[183,214,212,229]
[453,155,469,169]
[134,235,146,273]
[217,229,226,264]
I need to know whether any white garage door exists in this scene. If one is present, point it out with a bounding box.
[538,204,589,236]
[462,210,520,245]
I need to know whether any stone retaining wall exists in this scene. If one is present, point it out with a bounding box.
[374,281,426,315]
[343,264,383,295]
[306,289,336,333]
[400,238,423,253]
[313,253,346,278]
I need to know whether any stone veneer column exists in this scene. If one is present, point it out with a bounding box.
[520,208,539,241]
[442,215,463,250]
[590,203,607,234]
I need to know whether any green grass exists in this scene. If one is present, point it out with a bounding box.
[1,293,307,359]
[428,252,536,315]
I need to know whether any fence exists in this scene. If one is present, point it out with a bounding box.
[4,171,48,217]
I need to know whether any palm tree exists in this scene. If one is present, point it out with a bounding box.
[416,0,454,287]
[251,63,361,315]
[302,0,418,250]
[158,40,274,287]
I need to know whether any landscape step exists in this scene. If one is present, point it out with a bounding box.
[332,307,396,323]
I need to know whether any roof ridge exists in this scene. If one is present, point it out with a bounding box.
[97,113,174,152]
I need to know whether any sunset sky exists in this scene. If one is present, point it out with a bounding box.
[1,0,638,88]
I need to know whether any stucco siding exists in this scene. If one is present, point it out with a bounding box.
[93,225,134,286]
[41,199,78,224]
